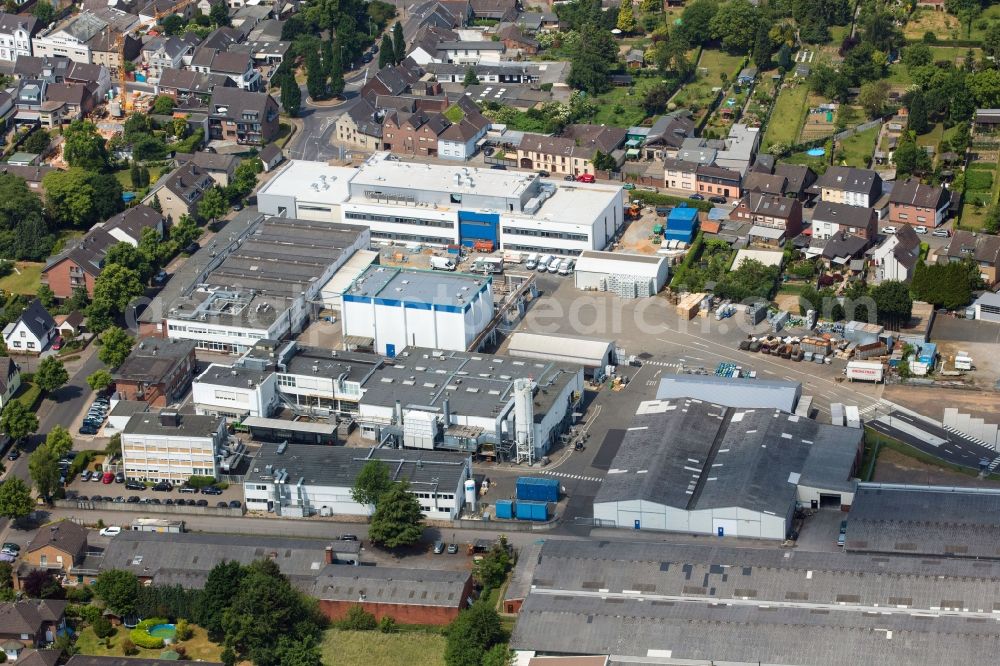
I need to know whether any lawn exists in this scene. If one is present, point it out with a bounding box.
[761,82,809,151]
[959,202,989,230]
[836,126,878,168]
[321,629,446,666]
[75,624,223,662]
[916,122,944,151]
[903,7,964,41]
[697,49,745,85]
[885,63,912,86]
[591,76,669,127]
[0,261,42,295]
[443,105,465,123]
[113,166,163,193]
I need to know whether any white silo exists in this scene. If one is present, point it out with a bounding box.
[513,378,535,465]
[464,478,477,513]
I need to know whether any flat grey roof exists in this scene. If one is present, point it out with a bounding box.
[241,417,336,435]
[246,442,469,493]
[594,399,860,514]
[282,346,382,383]
[311,565,470,607]
[123,413,223,439]
[360,347,580,422]
[847,484,1000,559]
[346,265,491,308]
[511,539,1000,665]
[112,338,195,384]
[196,363,271,389]
[657,375,801,412]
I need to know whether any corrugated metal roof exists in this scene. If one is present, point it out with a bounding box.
[574,251,665,278]
[507,332,612,367]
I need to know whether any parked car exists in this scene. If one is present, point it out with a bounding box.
[881,226,897,235]
[1,543,20,556]
[91,472,104,482]
[837,532,846,547]
[546,255,562,272]
[201,486,223,495]
[101,472,114,484]
[153,270,169,285]
[447,543,459,554]
[80,470,91,482]
[229,500,241,509]
[709,196,727,204]
[913,225,928,234]
[152,481,172,492]
[52,336,63,350]
[6,449,19,461]
[524,252,539,270]
[178,485,198,493]
[196,499,209,507]
[127,496,140,503]
[99,526,121,537]
[125,481,144,491]
[115,472,125,483]
[490,164,507,170]
[362,52,373,63]
[563,174,575,181]
[536,254,553,272]
[689,193,705,201]
[232,201,244,211]
[183,241,200,254]
[433,541,445,554]
[623,183,635,190]
[557,259,574,276]
[537,170,550,177]
[340,534,358,541]
[932,228,951,237]
[576,173,595,183]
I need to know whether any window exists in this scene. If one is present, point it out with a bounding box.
[278,375,296,387]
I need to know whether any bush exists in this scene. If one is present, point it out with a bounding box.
[129,618,168,649]
[965,170,993,191]
[121,638,138,656]
[185,475,216,489]
[68,451,98,480]
[65,586,93,603]
[338,605,377,630]
[378,616,398,633]
[630,191,713,212]
[92,615,114,639]
[175,618,193,641]
[14,382,42,410]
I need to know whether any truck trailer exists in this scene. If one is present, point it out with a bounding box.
[845,361,884,383]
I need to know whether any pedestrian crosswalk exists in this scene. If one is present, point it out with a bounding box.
[941,423,995,451]
[541,469,602,483]
[643,361,681,368]
[858,404,881,418]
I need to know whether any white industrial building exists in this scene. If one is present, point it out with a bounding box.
[251,154,625,255]
[146,215,370,354]
[357,347,583,462]
[192,363,279,421]
[243,442,473,519]
[505,332,614,377]
[121,411,229,484]
[573,250,669,298]
[256,161,356,221]
[592,398,862,539]
[341,265,494,356]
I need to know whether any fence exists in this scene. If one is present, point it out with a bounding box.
[54,499,245,517]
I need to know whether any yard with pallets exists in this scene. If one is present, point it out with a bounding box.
[761,81,809,151]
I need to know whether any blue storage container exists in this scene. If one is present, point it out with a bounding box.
[516,477,560,502]
[515,500,549,521]
[494,499,514,520]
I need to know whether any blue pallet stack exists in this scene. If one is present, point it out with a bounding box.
[516,477,560,503]
[515,500,549,521]
[494,499,514,520]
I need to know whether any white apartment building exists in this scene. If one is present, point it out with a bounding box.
[121,411,227,484]
[32,9,139,65]
[0,14,37,63]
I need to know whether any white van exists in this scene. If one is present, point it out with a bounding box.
[557,259,574,276]
[524,252,539,269]
[430,256,457,271]
[547,255,562,272]
[536,254,553,272]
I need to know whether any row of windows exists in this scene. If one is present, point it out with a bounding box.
[371,231,451,244]
[501,227,589,242]
[345,211,454,229]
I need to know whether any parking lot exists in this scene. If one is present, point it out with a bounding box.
[64,474,244,510]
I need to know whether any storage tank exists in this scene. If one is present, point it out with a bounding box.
[464,478,477,512]
[494,499,514,520]
[513,378,535,464]
[516,477,559,502]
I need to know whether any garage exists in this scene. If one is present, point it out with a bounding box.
[573,250,669,298]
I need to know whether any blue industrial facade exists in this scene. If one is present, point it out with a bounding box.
[459,211,499,247]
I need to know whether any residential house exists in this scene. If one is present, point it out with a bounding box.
[437,97,490,160]
[2,299,56,354]
[0,90,14,130]
[0,13,40,63]
[642,114,696,160]
[142,162,215,222]
[38,82,96,127]
[813,232,870,268]
[773,163,817,201]
[470,0,517,21]
[887,177,950,228]
[231,4,271,31]
[714,123,760,175]
[730,193,803,245]
[234,38,292,67]
[54,311,85,338]
[42,205,164,298]
[191,47,262,91]
[259,143,283,171]
[65,61,111,98]
[411,0,470,30]
[382,109,451,157]
[13,79,46,114]
[138,0,198,24]
[695,164,741,201]
[871,224,920,283]
[940,230,1000,286]
[207,87,279,145]
[496,25,538,56]
[0,601,67,648]
[3,647,60,665]
[113,338,198,407]
[816,166,882,208]
[175,151,240,186]
[437,40,505,64]
[157,68,235,101]
[425,61,536,83]
[199,26,244,51]
[742,171,787,196]
[32,8,140,68]
[517,124,626,177]
[140,35,193,82]
[407,25,457,64]
[360,60,424,102]
[0,164,53,197]
[810,201,877,241]
[334,98,384,151]
[663,158,698,194]
[19,520,88,580]
[625,48,644,69]
[0,357,20,411]
[11,55,69,82]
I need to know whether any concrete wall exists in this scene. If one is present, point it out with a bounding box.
[54,498,245,517]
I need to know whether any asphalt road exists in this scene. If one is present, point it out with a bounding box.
[868,409,999,471]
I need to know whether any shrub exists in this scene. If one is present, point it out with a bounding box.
[378,616,398,633]
[129,618,168,649]
[338,605,377,630]
[121,638,138,656]
[65,586,93,603]
[184,475,216,489]
[92,615,114,639]
[175,618,193,641]
[965,170,993,191]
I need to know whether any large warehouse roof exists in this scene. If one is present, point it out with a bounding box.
[345,265,491,308]
[593,399,859,514]
[510,539,1000,665]
[257,160,355,206]
[311,566,470,607]
[574,250,666,277]
[847,484,1000,559]
[506,332,613,368]
[657,374,801,412]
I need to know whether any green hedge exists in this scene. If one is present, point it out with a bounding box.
[965,170,994,191]
[630,191,714,212]
[669,230,706,287]
[14,382,41,410]
[68,451,99,480]
[129,618,168,650]
[967,162,997,170]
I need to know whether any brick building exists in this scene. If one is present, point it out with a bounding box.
[312,566,473,625]
[112,337,197,407]
[17,521,88,589]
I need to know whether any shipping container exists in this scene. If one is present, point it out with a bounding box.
[845,405,861,429]
[845,361,883,383]
[515,499,549,521]
[516,476,560,502]
[494,499,514,520]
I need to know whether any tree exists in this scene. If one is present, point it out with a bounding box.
[327,40,345,97]
[642,84,671,116]
[379,35,394,68]
[568,22,615,94]
[752,22,772,69]
[870,280,912,330]
[89,265,144,330]
[444,602,505,666]
[210,1,231,26]
[87,369,114,392]
[305,49,326,100]
[43,169,123,228]
[28,445,59,501]
[903,43,933,69]
[0,173,53,261]
[33,0,54,25]
[678,0,718,46]
[45,426,74,460]
[22,569,63,599]
[1,401,37,443]
[199,560,244,638]
[105,242,153,282]
[0,478,33,521]
[149,194,162,214]
[709,0,759,54]
[984,22,1000,62]
[616,1,636,33]
[23,129,50,154]
[280,74,302,116]
[776,43,793,72]
[482,645,514,666]
[858,80,889,119]
[92,615,114,639]
[152,95,175,115]
[160,13,185,35]
[97,326,135,369]
[0,561,15,601]
[592,150,616,171]
[35,357,68,395]
[367,481,424,548]
[473,540,511,589]
[62,120,109,171]
[392,22,405,65]
[907,90,929,135]
[893,135,932,178]
[462,66,480,87]
[338,605,377,630]
[351,460,393,507]
[95,569,140,615]
[197,186,229,222]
